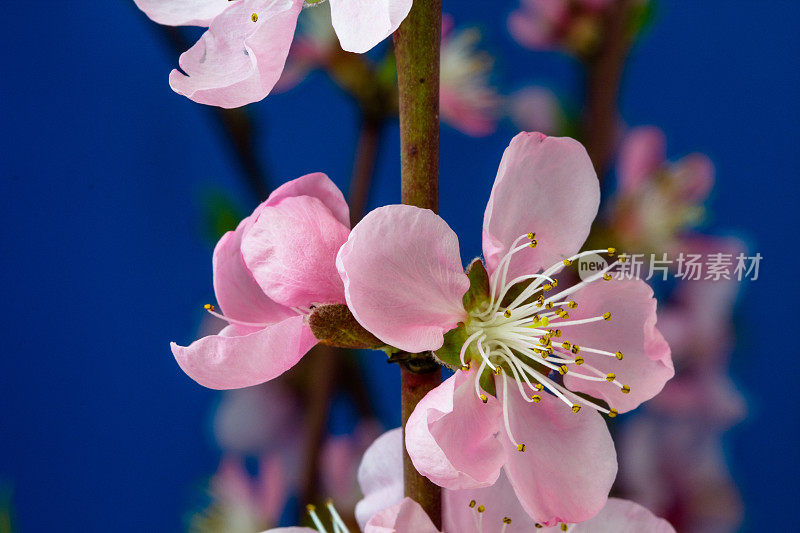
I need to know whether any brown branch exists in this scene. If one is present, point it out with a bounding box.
[393,0,443,526]
[582,0,636,179]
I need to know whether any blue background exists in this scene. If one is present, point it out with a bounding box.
[1,1,797,530]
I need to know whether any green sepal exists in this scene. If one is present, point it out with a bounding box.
[433,322,472,369]
[462,258,491,313]
[479,368,496,397]
[308,304,386,350]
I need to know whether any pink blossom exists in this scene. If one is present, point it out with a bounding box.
[610,126,715,252]
[337,132,673,525]
[134,0,412,107]
[508,0,616,56]
[357,428,675,532]
[193,455,287,532]
[509,86,564,136]
[439,16,502,137]
[172,172,350,389]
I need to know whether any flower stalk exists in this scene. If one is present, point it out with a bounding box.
[393,0,443,527]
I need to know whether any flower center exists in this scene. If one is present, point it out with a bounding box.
[459,233,630,451]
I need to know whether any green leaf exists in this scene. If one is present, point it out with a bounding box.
[308,304,386,350]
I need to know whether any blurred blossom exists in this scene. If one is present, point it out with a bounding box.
[190,456,286,533]
[275,2,339,92]
[439,17,502,137]
[508,0,616,57]
[618,417,743,533]
[320,420,384,513]
[508,86,565,136]
[607,126,715,254]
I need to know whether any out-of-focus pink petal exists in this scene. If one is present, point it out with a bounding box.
[444,471,538,532]
[261,528,317,533]
[483,133,599,280]
[406,371,505,490]
[510,87,561,136]
[213,219,295,326]
[365,498,440,533]
[498,384,617,526]
[328,0,412,54]
[617,126,666,191]
[171,317,316,389]
[133,0,231,26]
[540,498,675,532]
[242,195,348,308]
[337,205,470,352]
[265,172,350,228]
[169,0,303,108]
[649,373,746,428]
[673,153,714,202]
[356,428,404,530]
[562,279,673,413]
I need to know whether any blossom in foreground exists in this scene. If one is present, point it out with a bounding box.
[508,0,617,57]
[608,126,714,253]
[439,17,502,137]
[172,172,351,389]
[134,0,412,107]
[354,428,675,532]
[337,132,673,525]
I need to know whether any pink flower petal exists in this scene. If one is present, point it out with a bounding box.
[328,0,412,54]
[169,0,304,108]
[365,498,440,533]
[498,384,617,526]
[356,428,404,530]
[617,126,666,191]
[337,205,470,353]
[406,371,505,490]
[444,470,538,532]
[213,219,295,326]
[560,498,675,532]
[242,195,349,308]
[133,0,231,26]
[562,279,673,414]
[265,172,350,228]
[672,152,714,202]
[261,528,317,533]
[171,316,316,389]
[482,133,599,281]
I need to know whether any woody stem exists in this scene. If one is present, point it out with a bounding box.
[393,0,443,527]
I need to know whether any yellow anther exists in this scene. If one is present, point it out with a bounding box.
[571,344,580,354]
[607,247,616,256]
[554,329,562,337]
[204,303,215,311]
[534,382,544,391]
[539,337,549,346]
[536,296,545,307]
[545,301,553,309]
[535,524,543,529]
[532,313,541,322]
[517,443,526,452]
[608,408,618,418]
[529,240,538,248]
[477,505,485,513]
[460,365,470,372]
[480,394,488,403]
[560,524,568,531]
[469,500,476,508]
[306,504,316,512]
[503,309,512,318]
[615,351,624,360]
[543,283,553,291]
[250,12,258,22]
[503,517,512,524]
[532,394,541,403]
[494,366,502,375]
[602,312,612,321]
[527,232,536,240]
[562,341,571,350]
[558,365,568,375]
[603,273,612,281]
[574,356,584,365]
[562,259,572,266]
[619,255,627,263]
[621,385,631,394]
[568,301,578,309]
[552,279,558,287]
[606,372,616,382]
[571,404,581,413]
